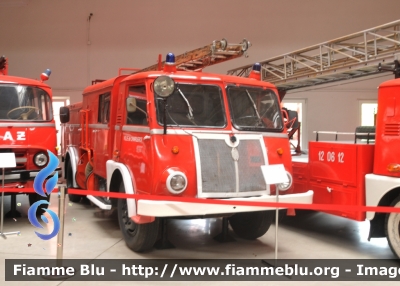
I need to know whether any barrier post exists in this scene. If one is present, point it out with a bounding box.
[42,185,75,280]
[56,185,66,264]
[260,164,290,266]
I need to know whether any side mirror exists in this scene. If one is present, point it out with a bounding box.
[126,97,137,113]
[59,106,70,123]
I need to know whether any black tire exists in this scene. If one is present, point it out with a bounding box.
[28,193,50,215]
[229,211,273,240]
[66,161,82,203]
[385,195,400,258]
[117,181,159,252]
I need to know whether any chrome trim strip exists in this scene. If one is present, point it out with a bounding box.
[65,124,81,128]
[0,123,55,128]
[265,133,287,138]
[88,124,109,130]
[122,126,151,133]
[150,128,288,138]
[150,129,231,135]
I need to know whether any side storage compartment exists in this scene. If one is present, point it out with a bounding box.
[307,141,375,221]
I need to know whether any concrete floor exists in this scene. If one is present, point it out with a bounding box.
[0,190,397,285]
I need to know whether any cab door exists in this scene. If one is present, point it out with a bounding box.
[119,84,152,194]
[92,91,111,178]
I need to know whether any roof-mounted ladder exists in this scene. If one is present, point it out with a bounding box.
[0,56,8,75]
[135,38,251,73]
[227,20,400,91]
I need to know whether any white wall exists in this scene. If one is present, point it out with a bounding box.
[284,75,391,146]
[1,0,399,144]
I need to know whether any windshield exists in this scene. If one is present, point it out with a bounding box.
[227,86,283,131]
[0,85,53,121]
[156,84,225,127]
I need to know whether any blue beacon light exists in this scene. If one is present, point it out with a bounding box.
[40,69,51,82]
[253,63,261,72]
[164,53,177,72]
[166,53,175,65]
[249,63,261,80]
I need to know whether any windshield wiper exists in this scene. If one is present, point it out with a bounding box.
[177,87,195,121]
[245,89,264,126]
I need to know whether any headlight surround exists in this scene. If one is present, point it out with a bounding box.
[154,76,175,98]
[277,171,293,192]
[166,171,187,194]
[34,152,48,167]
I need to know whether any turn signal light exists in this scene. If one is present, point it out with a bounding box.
[387,163,400,172]
[172,146,179,154]
[277,148,284,155]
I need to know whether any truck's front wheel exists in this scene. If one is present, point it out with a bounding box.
[229,211,273,240]
[385,196,400,258]
[117,182,159,252]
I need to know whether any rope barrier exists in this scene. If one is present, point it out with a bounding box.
[2,187,398,215]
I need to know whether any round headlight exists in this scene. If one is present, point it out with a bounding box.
[166,171,187,194]
[154,76,175,98]
[277,171,293,191]
[34,152,48,167]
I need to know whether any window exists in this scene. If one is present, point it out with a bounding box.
[359,101,377,126]
[156,84,225,127]
[0,85,53,121]
[282,99,306,152]
[98,92,111,124]
[127,85,147,125]
[227,86,283,131]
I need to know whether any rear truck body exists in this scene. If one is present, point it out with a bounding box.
[292,77,400,258]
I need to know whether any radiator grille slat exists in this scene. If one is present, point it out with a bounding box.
[199,140,235,193]
[198,137,267,197]
[237,140,266,192]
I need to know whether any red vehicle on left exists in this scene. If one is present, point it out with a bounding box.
[0,56,60,215]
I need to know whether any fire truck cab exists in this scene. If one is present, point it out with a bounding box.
[60,43,313,252]
[0,56,59,212]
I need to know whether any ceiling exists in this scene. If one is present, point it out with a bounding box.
[1,0,399,90]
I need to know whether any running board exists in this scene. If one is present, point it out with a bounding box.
[87,195,112,210]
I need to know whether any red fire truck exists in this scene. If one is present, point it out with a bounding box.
[0,56,59,214]
[227,20,400,258]
[60,39,313,252]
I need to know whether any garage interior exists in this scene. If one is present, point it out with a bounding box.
[1,0,400,285]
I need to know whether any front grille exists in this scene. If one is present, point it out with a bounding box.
[197,136,267,198]
[0,149,27,171]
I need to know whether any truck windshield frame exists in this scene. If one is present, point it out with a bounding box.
[227,85,283,132]
[0,84,53,121]
[155,83,226,128]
